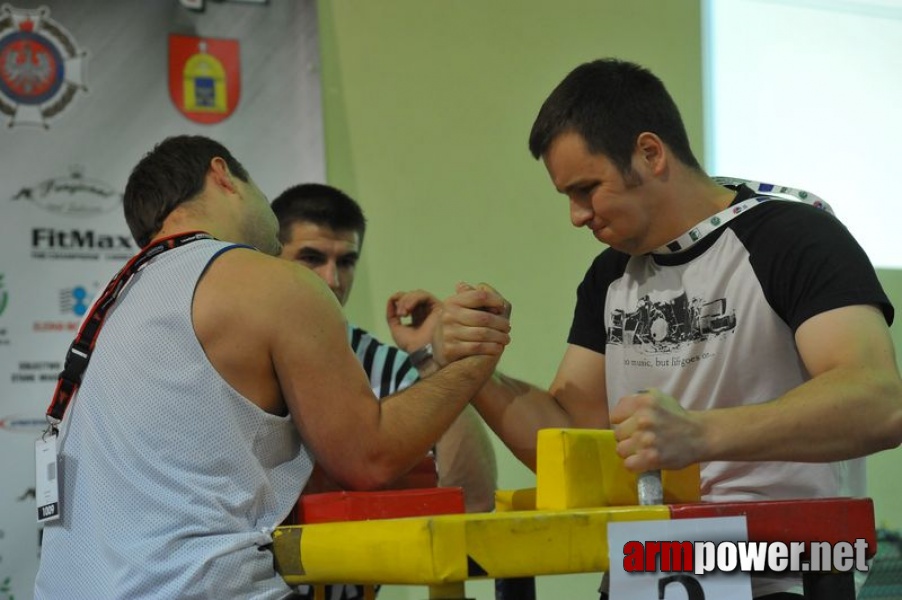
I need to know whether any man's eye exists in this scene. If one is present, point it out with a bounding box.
[569,185,595,202]
[298,255,324,266]
[339,259,357,269]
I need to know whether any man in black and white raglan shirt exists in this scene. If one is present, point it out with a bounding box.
[432,59,902,599]
[572,179,887,505]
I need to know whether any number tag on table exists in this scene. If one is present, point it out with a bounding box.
[607,516,752,600]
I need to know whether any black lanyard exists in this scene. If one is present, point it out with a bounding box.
[45,231,214,426]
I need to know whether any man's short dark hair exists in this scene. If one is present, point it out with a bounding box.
[270,183,367,247]
[123,135,250,248]
[528,58,702,175]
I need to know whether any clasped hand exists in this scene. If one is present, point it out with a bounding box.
[386,289,443,353]
[610,388,705,472]
[432,281,512,366]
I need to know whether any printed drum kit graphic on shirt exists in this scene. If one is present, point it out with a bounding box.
[608,293,737,353]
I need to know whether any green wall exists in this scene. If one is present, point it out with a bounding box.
[870,269,902,531]
[316,1,901,597]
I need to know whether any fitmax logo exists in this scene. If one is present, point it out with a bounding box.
[32,228,132,250]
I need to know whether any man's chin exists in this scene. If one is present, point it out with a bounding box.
[593,228,614,246]
[594,231,642,254]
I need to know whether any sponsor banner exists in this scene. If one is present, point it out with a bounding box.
[0,273,8,347]
[0,4,88,128]
[12,167,122,218]
[0,1,323,598]
[168,34,240,125]
[0,414,46,435]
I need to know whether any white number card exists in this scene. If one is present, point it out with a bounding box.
[608,516,752,600]
[35,434,61,523]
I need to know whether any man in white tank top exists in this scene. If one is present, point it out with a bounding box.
[34,135,512,600]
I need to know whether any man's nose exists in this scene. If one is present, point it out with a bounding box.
[321,262,340,289]
[570,197,593,228]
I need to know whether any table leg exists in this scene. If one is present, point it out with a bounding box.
[802,571,855,600]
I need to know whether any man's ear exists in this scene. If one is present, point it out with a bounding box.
[208,156,238,193]
[635,132,667,176]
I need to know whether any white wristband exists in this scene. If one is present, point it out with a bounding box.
[408,343,433,368]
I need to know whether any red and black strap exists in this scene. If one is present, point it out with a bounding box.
[46,231,213,424]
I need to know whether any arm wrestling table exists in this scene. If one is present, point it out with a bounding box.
[272,430,877,600]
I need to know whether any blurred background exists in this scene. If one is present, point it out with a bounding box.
[1,1,899,598]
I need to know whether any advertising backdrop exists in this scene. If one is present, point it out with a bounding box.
[0,1,324,596]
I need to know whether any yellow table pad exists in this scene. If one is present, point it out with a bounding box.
[273,505,669,586]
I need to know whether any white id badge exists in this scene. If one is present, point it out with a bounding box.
[35,434,61,522]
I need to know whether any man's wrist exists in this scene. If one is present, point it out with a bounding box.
[408,343,434,369]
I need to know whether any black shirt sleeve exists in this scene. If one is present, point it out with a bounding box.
[734,201,893,331]
[567,249,631,354]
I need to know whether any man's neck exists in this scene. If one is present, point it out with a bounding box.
[644,172,736,252]
[151,210,231,246]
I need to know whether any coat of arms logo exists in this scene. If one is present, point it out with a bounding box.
[0,4,88,128]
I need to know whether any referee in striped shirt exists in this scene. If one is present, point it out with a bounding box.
[272,183,498,600]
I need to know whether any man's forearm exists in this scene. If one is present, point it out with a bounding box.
[416,356,498,510]
[701,365,902,464]
[470,371,572,471]
[435,405,498,512]
[419,358,498,511]
[348,355,496,490]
